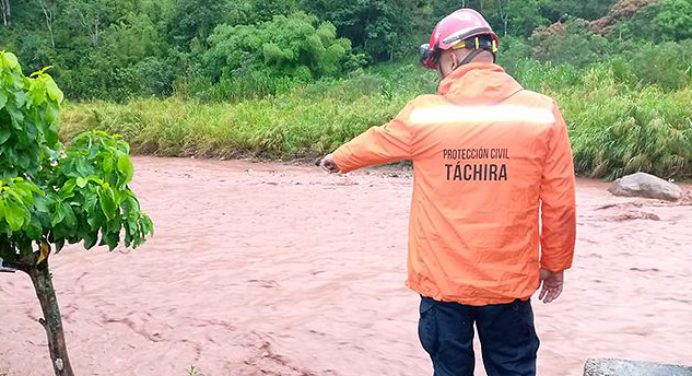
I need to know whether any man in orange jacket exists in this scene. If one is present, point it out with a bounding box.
[319,8,576,376]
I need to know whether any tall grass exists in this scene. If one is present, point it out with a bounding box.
[556,66,692,179]
[60,60,691,179]
[61,62,435,158]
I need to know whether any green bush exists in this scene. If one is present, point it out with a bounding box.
[199,12,356,100]
[617,40,692,91]
[530,20,611,68]
[618,0,692,42]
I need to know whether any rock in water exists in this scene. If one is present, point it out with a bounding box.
[584,359,692,376]
[608,172,682,201]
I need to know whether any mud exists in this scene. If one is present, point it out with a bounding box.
[1,157,691,376]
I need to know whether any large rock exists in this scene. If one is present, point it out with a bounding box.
[584,359,692,376]
[609,172,682,201]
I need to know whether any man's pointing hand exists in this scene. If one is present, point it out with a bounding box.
[318,154,340,174]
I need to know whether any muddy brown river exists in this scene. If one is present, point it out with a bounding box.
[1,157,691,376]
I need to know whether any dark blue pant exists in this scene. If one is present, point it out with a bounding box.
[418,296,540,376]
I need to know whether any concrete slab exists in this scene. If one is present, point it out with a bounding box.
[584,359,692,376]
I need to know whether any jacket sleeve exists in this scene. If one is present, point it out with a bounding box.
[332,103,414,173]
[539,104,577,272]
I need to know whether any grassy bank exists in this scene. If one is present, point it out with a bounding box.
[60,60,692,180]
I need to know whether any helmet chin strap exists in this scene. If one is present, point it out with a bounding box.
[459,49,484,66]
[444,48,495,78]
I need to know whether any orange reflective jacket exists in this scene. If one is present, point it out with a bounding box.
[333,62,576,306]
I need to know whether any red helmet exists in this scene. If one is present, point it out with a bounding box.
[420,9,500,69]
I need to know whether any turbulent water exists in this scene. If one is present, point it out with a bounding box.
[1,157,691,376]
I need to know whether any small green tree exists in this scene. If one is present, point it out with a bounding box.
[0,51,153,376]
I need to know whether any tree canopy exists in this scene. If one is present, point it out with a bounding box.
[0,0,689,101]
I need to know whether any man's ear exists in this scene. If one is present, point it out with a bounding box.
[450,53,459,72]
[437,53,447,77]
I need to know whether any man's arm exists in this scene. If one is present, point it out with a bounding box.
[538,104,576,303]
[326,103,415,173]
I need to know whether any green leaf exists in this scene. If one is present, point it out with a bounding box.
[59,179,76,199]
[45,102,60,125]
[141,214,154,236]
[125,196,141,221]
[5,200,26,231]
[13,91,25,108]
[29,79,46,106]
[62,203,77,227]
[86,211,104,231]
[34,195,50,213]
[45,124,59,147]
[104,230,120,251]
[8,182,35,205]
[0,91,7,109]
[98,186,118,220]
[117,155,135,185]
[103,156,115,175]
[0,125,10,145]
[27,216,43,239]
[24,120,37,143]
[3,52,19,69]
[83,231,98,249]
[83,191,98,215]
[45,77,64,103]
[75,159,94,176]
[76,177,88,188]
[51,201,65,226]
[8,106,24,125]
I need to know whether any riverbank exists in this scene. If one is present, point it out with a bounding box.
[59,61,692,180]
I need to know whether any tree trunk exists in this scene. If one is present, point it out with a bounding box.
[0,0,10,26]
[26,261,74,376]
[39,1,55,48]
[496,0,509,36]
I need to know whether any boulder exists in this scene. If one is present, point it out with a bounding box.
[608,172,682,201]
[584,359,692,376]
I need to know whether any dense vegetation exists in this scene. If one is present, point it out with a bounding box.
[1,0,691,178]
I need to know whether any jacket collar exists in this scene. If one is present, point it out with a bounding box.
[437,62,524,105]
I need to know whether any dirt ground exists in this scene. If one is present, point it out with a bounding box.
[1,156,691,376]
